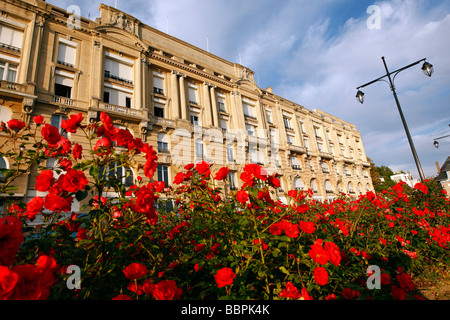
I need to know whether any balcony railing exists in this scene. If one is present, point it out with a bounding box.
[0,42,21,53]
[98,102,144,118]
[292,165,302,170]
[53,95,73,106]
[104,71,133,85]
[57,60,75,68]
[153,87,164,95]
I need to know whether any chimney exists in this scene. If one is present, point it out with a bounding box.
[436,162,441,174]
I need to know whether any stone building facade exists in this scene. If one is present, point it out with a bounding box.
[0,0,373,215]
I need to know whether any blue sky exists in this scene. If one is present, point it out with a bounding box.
[49,0,450,179]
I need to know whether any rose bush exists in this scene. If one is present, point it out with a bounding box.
[0,113,449,300]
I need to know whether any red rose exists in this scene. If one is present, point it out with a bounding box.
[122,263,148,280]
[214,267,236,288]
[36,255,57,270]
[299,221,316,234]
[43,193,72,212]
[173,172,186,185]
[342,287,360,300]
[308,240,329,265]
[397,273,415,293]
[33,115,45,125]
[35,170,55,192]
[313,266,328,286]
[61,113,83,133]
[25,197,44,221]
[279,281,301,299]
[0,216,24,266]
[214,167,230,181]
[72,143,82,160]
[41,124,62,145]
[283,221,299,238]
[195,161,211,176]
[61,169,89,193]
[381,273,391,285]
[7,119,26,131]
[184,164,194,170]
[94,138,111,151]
[391,285,406,300]
[115,128,134,147]
[153,280,182,300]
[8,264,55,300]
[134,185,157,222]
[0,266,19,300]
[288,190,298,198]
[414,182,428,195]
[236,190,249,204]
[324,242,341,267]
[267,175,280,188]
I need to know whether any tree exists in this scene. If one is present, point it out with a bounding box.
[367,158,396,193]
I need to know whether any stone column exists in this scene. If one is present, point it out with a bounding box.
[203,82,213,127]
[179,74,188,120]
[210,85,219,127]
[171,71,180,119]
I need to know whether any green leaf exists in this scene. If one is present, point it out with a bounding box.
[89,166,100,180]
[75,190,88,202]
[279,266,290,276]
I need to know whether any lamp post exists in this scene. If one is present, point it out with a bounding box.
[433,125,450,148]
[356,56,434,182]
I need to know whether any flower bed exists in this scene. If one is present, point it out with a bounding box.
[0,114,449,300]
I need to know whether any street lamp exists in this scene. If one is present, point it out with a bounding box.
[356,56,434,182]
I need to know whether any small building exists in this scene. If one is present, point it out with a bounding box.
[435,156,450,194]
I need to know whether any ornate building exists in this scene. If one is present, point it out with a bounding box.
[0,0,373,215]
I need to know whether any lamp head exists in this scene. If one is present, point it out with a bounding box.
[422,61,434,77]
[356,90,365,104]
[434,140,439,149]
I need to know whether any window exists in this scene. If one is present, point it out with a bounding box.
[249,146,258,164]
[325,180,333,194]
[217,94,226,112]
[195,139,203,157]
[317,141,323,152]
[228,171,237,190]
[283,117,293,130]
[348,182,355,194]
[0,24,23,51]
[190,113,200,125]
[344,165,351,176]
[0,61,17,82]
[314,126,321,138]
[104,53,133,84]
[188,84,198,104]
[270,129,279,145]
[242,100,256,118]
[0,157,8,183]
[51,114,68,138]
[311,179,318,193]
[153,72,165,95]
[291,156,301,170]
[226,144,235,163]
[57,39,77,67]
[246,124,256,137]
[329,143,335,155]
[274,153,281,168]
[303,137,309,149]
[100,163,134,187]
[286,134,295,145]
[294,178,304,191]
[220,119,228,132]
[157,165,169,186]
[103,86,133,108]
[54,73,73,98]
[309,159,314,172]
[299,121,306,133]
[157,133,169,153]
[154,101,165,118]
[321,161,329,173]
[266,109,273,124]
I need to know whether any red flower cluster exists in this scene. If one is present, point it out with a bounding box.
[308,239,342,267]
[214,267,236,288]
[279,282,312,300]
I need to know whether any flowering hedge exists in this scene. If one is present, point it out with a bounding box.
[0,114,449,300]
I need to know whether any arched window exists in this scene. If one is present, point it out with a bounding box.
[325,180,333,194]
[358,183,363,194]
[311,179,318,193]
[294,177,304,191]
[348,182,355,194]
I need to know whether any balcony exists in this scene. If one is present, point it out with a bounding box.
[319,152,333,160]
[289,144,306,154]
[0,42,21,54]
[97,102,145,119]
[292,165,302,170]
[53,95,73,106]
[149,115,176,129]
[57,60,75,68]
